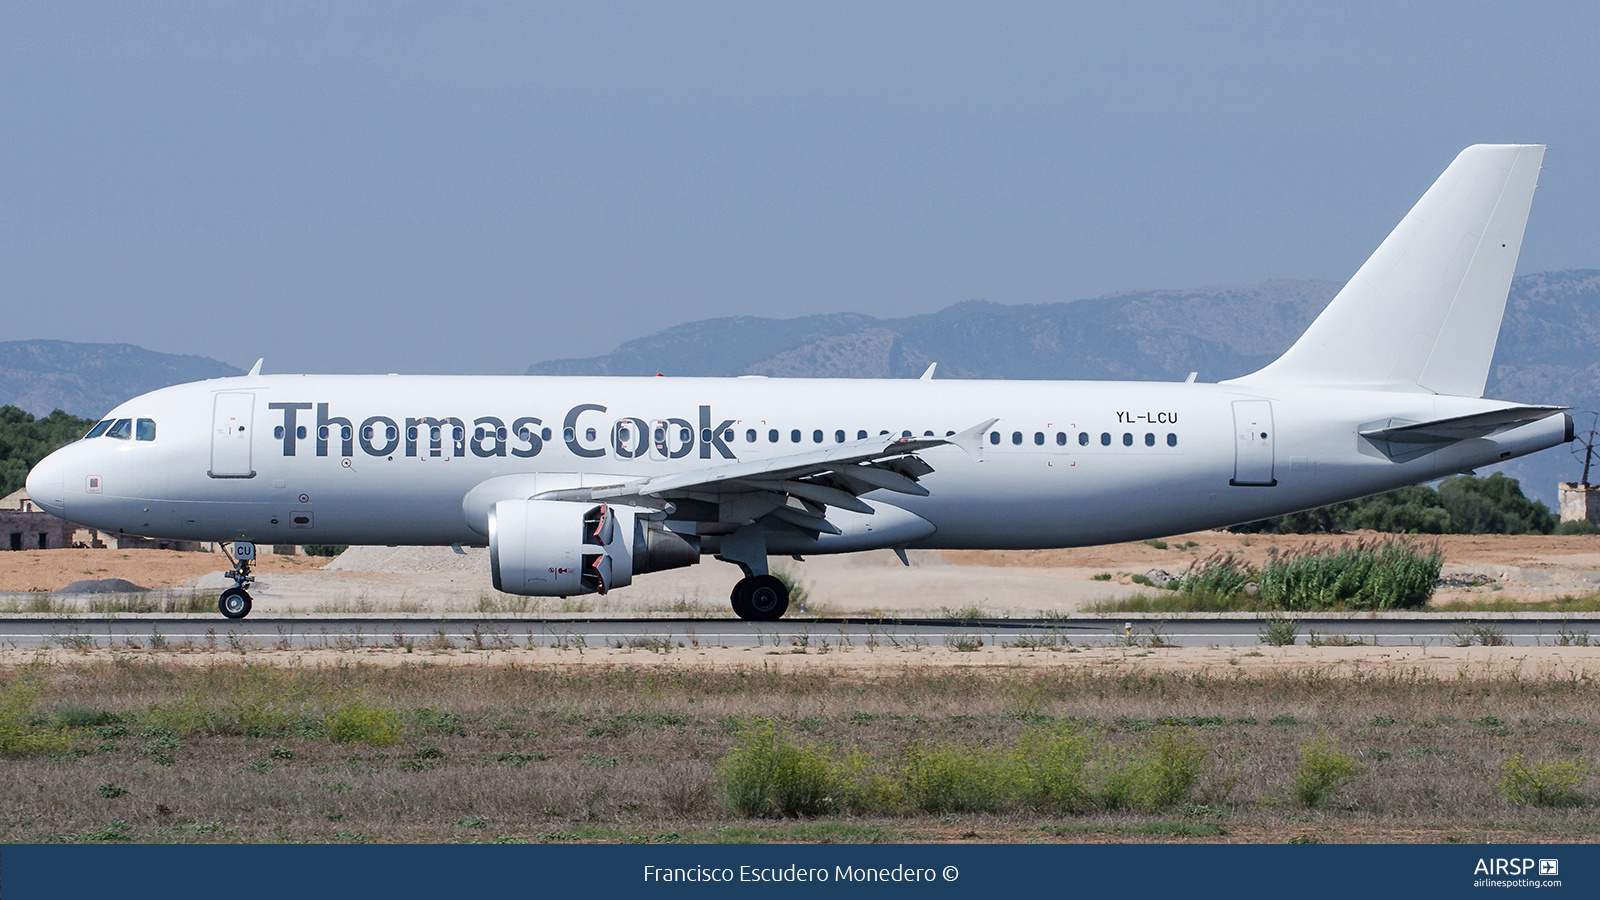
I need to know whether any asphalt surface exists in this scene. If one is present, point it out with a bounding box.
[3,613,1597,649]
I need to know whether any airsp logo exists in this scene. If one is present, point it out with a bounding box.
[1474,858,1545,876]
[1539,859,1559,876]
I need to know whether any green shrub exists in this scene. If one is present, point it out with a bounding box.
[0,677,70,757]
[1233,473,1555,536]
[718,722,835,817]
[1293,738,1358,807]
[323,699,403,746]
[1095,729,1207,811]
[1260,539,1442,610]
[303,545,349,557]
[55,704,120,729]
[1016,726,1094,813]
[1497,753,1589,807]
[1556,519,1600,535]
[1258,615,1298,646]
[902,741,1018,814]
[829,750,906,815]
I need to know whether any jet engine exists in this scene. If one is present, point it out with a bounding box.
[488,499,700,596]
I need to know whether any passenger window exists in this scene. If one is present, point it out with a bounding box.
[105,419,133,440]
[299,425,309,440]
[135,419,156,441]
[1034,432,1044,445]
[1100,433,1111,446]
[902,430,912,438]
[924,430,934,437]
[768,429,779,443]
[1167,433,1178,447]
[835,430,845,443]
[1011,432,1022,445]
[585,428,596,441]
[724,429,734,442]
[1122,433,1133,446]
[746,429,756,443]
[813,430,823,443]
[989,432,1000,445]
[544,428,555,441]
[791,429,801,443]
[1145,433,1155,446]
[1078,432,1089,446]
[85,420,113,439]
[1056,432,1066,446]
[857,430,868,440]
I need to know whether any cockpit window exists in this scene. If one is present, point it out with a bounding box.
[84,420,113,439]
[105,418,133,440]
[136,419,157,441]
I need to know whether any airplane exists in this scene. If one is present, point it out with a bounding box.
[25,144,1571,621]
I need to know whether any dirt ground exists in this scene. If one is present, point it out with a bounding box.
[3,531,1599,615]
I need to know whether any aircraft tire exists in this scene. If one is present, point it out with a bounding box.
[729,580,755,620]
[742,574,788,622]
[219,587,252,619]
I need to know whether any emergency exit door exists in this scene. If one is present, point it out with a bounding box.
[1230,400,1276,486]
[210,392,256,478]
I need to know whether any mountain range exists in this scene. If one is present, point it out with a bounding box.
[0,341,241,421]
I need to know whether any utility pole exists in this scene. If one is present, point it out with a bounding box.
[1574,412,1600,486]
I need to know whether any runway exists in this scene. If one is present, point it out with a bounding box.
[3,613,1596,650]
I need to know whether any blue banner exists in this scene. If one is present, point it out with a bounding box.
[4,843,1593,899]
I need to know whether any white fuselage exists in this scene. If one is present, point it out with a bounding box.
[24,374,1569,551]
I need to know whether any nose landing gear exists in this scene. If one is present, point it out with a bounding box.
[219,541,256,619]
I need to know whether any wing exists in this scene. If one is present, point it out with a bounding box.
[535,418,996,537]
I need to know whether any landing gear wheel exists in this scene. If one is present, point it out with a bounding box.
[219,587,252,619]
[730,574,788,622]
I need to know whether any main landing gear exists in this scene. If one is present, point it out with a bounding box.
[731,574,788,622]
[219,541,256,619]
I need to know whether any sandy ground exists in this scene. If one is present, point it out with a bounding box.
[2,531,1599,616]
[7,642,1600,678]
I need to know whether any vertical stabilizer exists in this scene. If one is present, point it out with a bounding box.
[1229,144,1544,397]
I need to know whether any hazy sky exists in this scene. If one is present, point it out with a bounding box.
[3,2,1598,374]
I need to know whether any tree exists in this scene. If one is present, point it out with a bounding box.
[0,406,97,497]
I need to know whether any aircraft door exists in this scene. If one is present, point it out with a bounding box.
[210,392,256,478]
[1230,400,1276,486]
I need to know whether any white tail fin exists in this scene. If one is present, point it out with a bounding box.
[1229,144,1544,397]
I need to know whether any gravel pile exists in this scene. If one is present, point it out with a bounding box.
[323,545,490,575]
[58,578,151,594]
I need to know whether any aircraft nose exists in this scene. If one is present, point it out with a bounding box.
[25,451,66,515]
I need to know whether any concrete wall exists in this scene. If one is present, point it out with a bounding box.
[0,510,79,550]
[1558,482,1600,524]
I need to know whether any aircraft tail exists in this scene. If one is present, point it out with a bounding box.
[1228,144,1544,397]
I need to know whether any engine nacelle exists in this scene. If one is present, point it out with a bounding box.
[488,499,700,597]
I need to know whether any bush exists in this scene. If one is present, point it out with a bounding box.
[1095,729,1207,811]
[323,699,403,746]
[1259,539,1442,611]
[718,721,836,817]
[1293,738,1358,807]
[902,741,1017,814]
[303,545,349,557]
[1016,726,1094,813]
[1556,519,1600,535]
[0,677,70,757]
[1498,753,1589,807]
[1259,615,1298,646]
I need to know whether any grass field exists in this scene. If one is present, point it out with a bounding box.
[1,657,1597,844]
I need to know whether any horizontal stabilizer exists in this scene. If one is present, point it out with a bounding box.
[1360,406,1567,446]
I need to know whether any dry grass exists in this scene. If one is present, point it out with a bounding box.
[0,659,1596,844]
